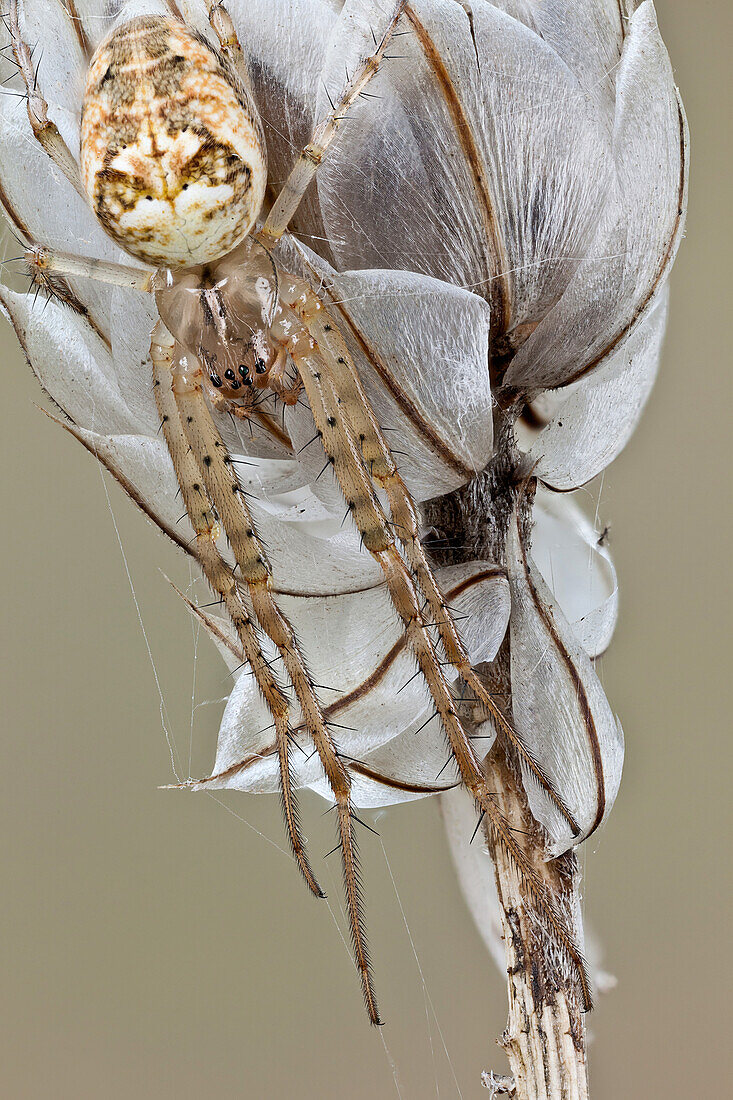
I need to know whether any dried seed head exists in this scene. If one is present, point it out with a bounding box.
[80,16,266,269]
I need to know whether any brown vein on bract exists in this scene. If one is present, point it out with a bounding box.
[404,2,511,334]
[342,307,475,478]
[189,568,506,786]
[515,497,605,836]
[567,93,687,386]
[60,0,92,59]
[617,0,628,41]
[348,760,455,795]
[163,0,185,21]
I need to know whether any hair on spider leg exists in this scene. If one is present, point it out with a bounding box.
[469,810,489,845]
[0,255,26,270]
[396,668,422,695]
[226,661,250,679]
[297,432,322,455]
[0,69,25,86]
[351,813,380,839]
[435,755,457,782]
[413,712,440,736]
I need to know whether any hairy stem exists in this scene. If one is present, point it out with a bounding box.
[425,406,589,1098]
[485,745,589,1099]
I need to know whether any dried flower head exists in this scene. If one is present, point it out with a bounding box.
[1,0,687,1061]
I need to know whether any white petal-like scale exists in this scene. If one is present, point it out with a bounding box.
[0,95,119,334]
[507,499,624,855]
[488,0,628,123]
[441,786,505,971]
[0,287,146,436]
[504,2,686,392]
[532,488,618,659]
[528,287,668,490]
[193,562,511,804]
[57,427,197,549]
[56,426,393,595]
[287,242,494,501]
[226,0,339,255]
[317,0,611,334]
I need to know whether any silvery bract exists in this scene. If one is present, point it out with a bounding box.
[0,0,686,916]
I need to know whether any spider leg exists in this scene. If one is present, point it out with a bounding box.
[287,339,592,1013]
[22,243,156,292]
[150,321,323,900]
[164,333,380,1024]
[8,0,85,197]
[284,279,581,836]
[206,1,255,93]
[258,1,407,245]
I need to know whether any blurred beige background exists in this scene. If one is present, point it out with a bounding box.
[1,2,730,1097]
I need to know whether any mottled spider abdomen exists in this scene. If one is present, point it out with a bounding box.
[80,16,266,269]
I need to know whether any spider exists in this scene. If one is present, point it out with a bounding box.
[8,0,589,1021]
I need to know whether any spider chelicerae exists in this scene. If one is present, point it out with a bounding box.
[8,0,588,1021]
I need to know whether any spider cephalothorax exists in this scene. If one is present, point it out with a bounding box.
[10,0,590,1022]
[152,237,288,407]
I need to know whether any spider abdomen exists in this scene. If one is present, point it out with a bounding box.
[80,16,266,269]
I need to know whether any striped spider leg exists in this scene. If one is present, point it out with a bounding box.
[9,0,405,1024]
[9,0,590,1015]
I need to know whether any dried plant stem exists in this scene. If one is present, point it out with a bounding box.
[484,747,589,1099]
[425,406,590,1097]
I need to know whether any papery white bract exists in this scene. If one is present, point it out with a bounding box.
[0,0,686,1018]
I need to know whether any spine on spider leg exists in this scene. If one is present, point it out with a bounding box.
[8,1,85,197]
[382,540,591,1014]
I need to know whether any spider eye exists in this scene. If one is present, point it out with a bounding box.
[229,378,241,390]
[255,358,267,374]
[239,364,249,378]
[210,374,223,388]
[224,369,236,381]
